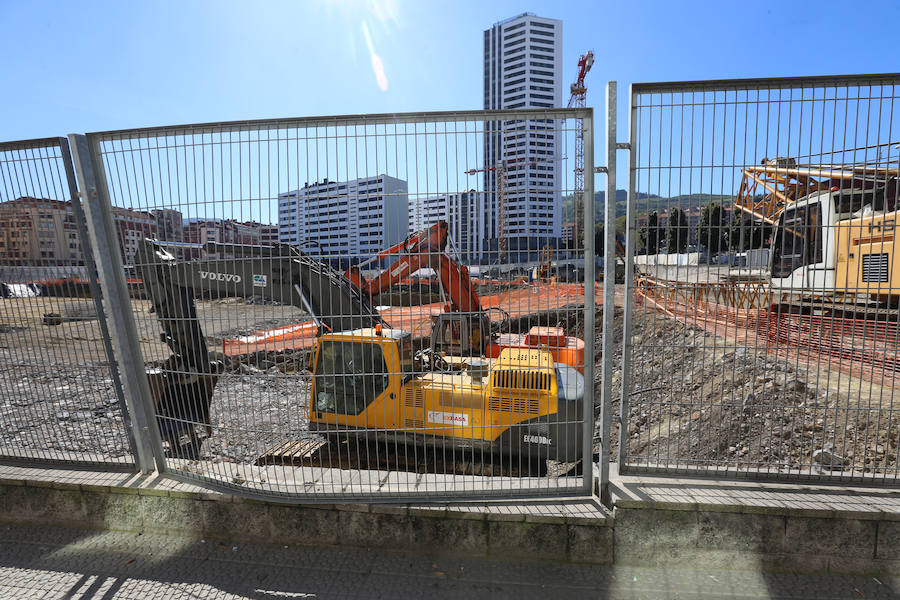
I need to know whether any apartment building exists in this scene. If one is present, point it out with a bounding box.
[278,175,408,263]
[113,207,157,264]
[260,225,279,245]
[483,13,563,258]
[154,209,184,243]
[0,197,158,266]
[409,190,479,263]
[0,198,81,266]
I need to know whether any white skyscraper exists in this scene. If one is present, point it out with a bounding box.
[483,13,563,260]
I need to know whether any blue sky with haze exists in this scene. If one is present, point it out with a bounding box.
[2,0,899,222]
[3,0,898,139]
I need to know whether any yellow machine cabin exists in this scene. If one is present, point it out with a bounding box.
[308,328,585,461]
[770,186,899,307]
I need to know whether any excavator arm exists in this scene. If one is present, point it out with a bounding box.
[136,239,384,366]
[342,221,492,355]
[344,220,483,313]
[134,239,384,457]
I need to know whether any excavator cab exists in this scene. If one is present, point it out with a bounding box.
[430,312,491,358]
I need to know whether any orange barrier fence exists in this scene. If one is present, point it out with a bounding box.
[635,276,900,385]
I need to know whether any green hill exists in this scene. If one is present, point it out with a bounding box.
[560,191,734,224]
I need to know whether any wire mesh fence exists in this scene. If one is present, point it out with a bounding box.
[85,109,596,500]
[0,138,135,467]
[621,74,900,483]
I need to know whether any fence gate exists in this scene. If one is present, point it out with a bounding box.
[76,108,596,501]
[620,74,900,484]
[0,137,136,468]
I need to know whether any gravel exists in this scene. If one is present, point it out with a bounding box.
[593,306,899,476]
[0,365,131,459]
[1,295,897,476]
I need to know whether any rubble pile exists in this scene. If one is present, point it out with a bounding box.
[593,307,898,475]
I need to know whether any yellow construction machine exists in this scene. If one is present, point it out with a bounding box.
[134,238,585,469]
[309,326,584,463]
[735,159,899,314]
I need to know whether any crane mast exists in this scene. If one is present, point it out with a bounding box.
[466,155,562,263]
[568,51,594,242]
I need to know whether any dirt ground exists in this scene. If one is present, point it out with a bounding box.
[580,303,899,476]
[1,294,897,476]
[0,296,309,461]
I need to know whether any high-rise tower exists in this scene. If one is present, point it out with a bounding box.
[483,13,562,261]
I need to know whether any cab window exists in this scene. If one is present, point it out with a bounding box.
[771,204,823,278]
[314,341,389,415]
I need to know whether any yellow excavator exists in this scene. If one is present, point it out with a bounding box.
[134,238,585,470]
[309,326,583,464]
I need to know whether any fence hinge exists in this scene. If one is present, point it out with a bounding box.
[615,142,631,150]
[594,166,608,174]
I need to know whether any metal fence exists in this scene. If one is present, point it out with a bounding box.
[5,73,898,500]
[620,74,900,484]
[0,137,136,467]
[61,109,596,500]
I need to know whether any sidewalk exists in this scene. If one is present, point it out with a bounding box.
[1,523,897,599]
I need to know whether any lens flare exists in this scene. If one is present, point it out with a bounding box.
[362,22,389,92]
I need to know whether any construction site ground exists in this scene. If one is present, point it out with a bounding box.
[0,276,897,479]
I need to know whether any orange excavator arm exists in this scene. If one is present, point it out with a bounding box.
[435,254,481,314]
[344,220,484,314]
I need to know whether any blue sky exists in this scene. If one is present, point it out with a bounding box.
[2,0,900,224]
[2,0,899,141]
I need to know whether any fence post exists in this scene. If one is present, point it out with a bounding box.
[598,82,619,504]
[68,133,165,475]
[582,108,597,496]
[58,137,140,463]
[617,86,638,469]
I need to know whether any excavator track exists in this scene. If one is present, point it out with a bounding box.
[256,437,553,477]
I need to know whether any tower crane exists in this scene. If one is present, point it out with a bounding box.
[465,155,564,264]
[568,51,594,244]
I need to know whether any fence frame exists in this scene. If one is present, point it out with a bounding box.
[0,136,138,469]
[69,134,162,474]
[619,73,900,485]
[75,107,598,502]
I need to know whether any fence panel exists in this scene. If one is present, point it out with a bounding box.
[621,74,900,484]
[0,137,136,467]
[86,108,596,500]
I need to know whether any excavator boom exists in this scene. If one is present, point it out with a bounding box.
[134,239,384,457]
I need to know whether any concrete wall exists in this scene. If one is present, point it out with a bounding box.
[2,470,899,575]
[614,505,899,575]
[0,476,611,565]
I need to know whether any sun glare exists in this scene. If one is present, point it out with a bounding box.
[362,21,389,92]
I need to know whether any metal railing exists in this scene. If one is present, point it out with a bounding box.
[0,137,136,468]
[67,108,596,501]
[3,73,898,500]
[620,74,900,484]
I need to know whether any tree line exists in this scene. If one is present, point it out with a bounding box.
[639,204,771,255]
